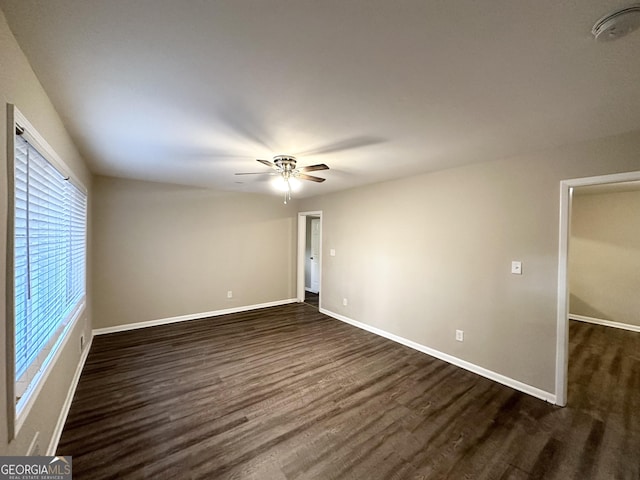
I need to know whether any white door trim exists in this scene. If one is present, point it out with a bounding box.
[555,170,640,406]
[297,211,323,305]
[310,218,321,293]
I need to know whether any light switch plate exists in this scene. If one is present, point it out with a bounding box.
[330,249,336,257]
[511,261,522,275]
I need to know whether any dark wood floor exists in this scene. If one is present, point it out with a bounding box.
[304,291,319,308]
[57,305,640,479]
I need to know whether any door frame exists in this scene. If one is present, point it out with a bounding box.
[555,170,640,406]
[309,217,321,294]
[297,211,323,304]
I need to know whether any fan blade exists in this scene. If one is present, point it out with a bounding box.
[235,172,278,176]
[297,173,326,183]
[257,159,277,169]
[299,163,329,173]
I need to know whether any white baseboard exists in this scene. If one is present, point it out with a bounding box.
[320,308,556,404]
[92,298,299,336]
[569,314,640,333]
[47,334,93,455]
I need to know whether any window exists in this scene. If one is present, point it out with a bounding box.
[9,108,87,427]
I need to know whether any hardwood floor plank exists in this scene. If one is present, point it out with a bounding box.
[57,305,640,479]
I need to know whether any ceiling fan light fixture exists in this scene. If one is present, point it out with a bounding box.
[272,176,288,192]
[288,177,301,191]
[592,4,640,41]
[236,154,329,204]
[272,175,301,192]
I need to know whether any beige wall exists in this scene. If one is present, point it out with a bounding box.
[1,4,639,456]
[570,189,640,326]
[0,9,92,455]
[92,176,297,329]
[299,130,640,394]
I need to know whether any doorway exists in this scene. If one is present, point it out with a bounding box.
[297,211,322,308]
[555,170,640,406]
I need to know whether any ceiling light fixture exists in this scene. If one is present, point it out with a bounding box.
[235,155,329,204]
[592,4,640,41]
[272,173,300,204]
[272,156,297,205]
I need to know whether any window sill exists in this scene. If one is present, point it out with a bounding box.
[14,299,86,435]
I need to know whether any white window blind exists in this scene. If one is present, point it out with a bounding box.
[14,133,87,404]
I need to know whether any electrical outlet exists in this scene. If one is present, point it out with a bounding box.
[227,291,233,299]
[455,330,464,342]
[343,298,348,306]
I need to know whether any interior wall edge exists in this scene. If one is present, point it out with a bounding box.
[320,307,557,405]
[92,298,299,336]
[46,334,93,455]
[569,314,640,334]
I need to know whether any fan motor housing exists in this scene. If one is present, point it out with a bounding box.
[273,155,297,171]
[592,4,640,41]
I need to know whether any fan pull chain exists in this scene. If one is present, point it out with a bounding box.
[284,183,292,204]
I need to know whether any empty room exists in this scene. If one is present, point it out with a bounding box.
[1,1,640,479]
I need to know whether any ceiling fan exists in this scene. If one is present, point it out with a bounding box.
[235,155,329,204]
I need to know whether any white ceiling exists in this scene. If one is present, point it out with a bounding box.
[2,0,640,198]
